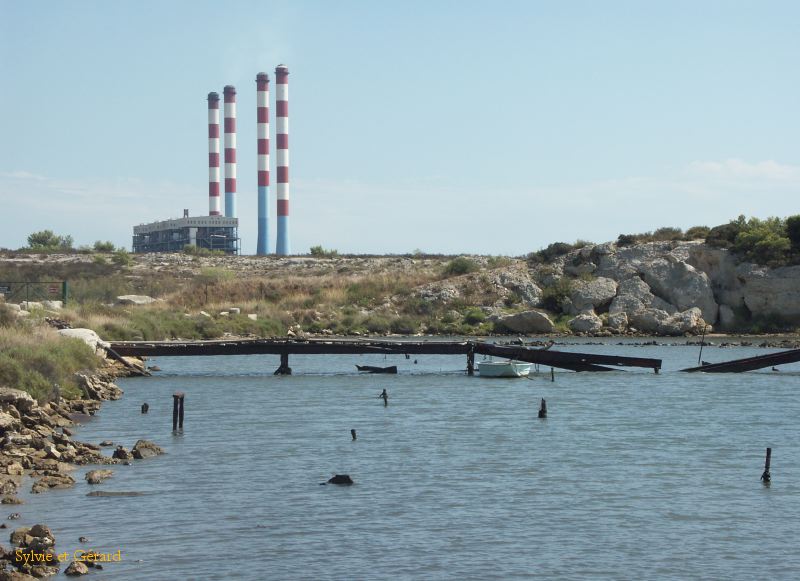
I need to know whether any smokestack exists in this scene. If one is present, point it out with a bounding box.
[207,92,221,216]
[223,85,237,218]
[275,65,290,255]
[256,73,270,255]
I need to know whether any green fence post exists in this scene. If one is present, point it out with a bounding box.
[62,281,68,307]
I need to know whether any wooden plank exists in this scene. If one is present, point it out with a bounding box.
[475,343,661,371]
[681,348,800,373]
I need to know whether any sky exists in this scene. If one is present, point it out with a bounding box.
[1,0,798,255]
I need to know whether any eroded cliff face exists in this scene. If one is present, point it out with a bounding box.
[688,245,800,328]
[524,241,800,334]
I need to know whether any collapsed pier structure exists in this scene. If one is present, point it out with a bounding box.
[109,338,662,374]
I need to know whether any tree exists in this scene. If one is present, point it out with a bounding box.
[94,240,116,252]
[25,230,73,251]
[27,230,61,249]
[787,215,800,251]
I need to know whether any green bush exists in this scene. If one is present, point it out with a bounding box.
[26,230,73,252]
[462,307,486,325]
[652,227,684,241]
[787,215,800,251]
[529,242,575,263]
[684,225,710,240]
[443,257,479,276]
[111,249,133,267]
[540,278,573,313]
[309,245,339,258]
[93,240,116,252]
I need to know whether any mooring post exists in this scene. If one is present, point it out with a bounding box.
[172,393,180,431]
[467,346,475,376]
[551,367,555,382]
[538,398,547,418]
[141,402,149,414]
[654,366,660,374]
[351,429,357,441]
[274,352,292,375]
[178,393,185,429]
[761,447,772,484]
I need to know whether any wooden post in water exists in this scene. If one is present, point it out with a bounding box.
[538,398,547,418]
[550,367,555,382]
[178,394,185,429]
[172,393,180,431]
[351,429,357,440]
[274,352,292,375]
[467,347,475,376]
[761,447,772,484]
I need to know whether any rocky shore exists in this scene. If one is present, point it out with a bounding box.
[0,355,158,579]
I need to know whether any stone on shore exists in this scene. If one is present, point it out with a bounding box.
[85,470,113,485]
[31,473,75,494]
[65,561,89,576]
[111,446,132,461]
[566,277,617,314]
[0,389,36,414]
[491,310,555,334]
[131,440,164,459]
[57,328,108,352]
[568,311,604,334]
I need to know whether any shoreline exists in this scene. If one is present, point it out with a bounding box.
[0,356,149,578]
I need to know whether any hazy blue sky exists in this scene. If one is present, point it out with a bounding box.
[1,0,798,254]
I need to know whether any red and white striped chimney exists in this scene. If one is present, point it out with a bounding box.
[207,92,221,216]
[275,65,290,255]
[256,72,270,255]
[223,85,237,217]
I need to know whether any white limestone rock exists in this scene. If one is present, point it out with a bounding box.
[568,311,603,333]
[116,295,158,306]
[491,310,555,334]
[58,328,109,352]
[567,277,618,314]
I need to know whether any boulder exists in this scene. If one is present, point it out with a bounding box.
[85,470,113,485]
[116,295,158,305]
[19,302,42,311]
[228,307,241,315]
[568,311,603,334]
[609,277,677,316]
[41,300,63,310]
[741,265,800,323]
[31,473,75,493]
[567,277,617,314]
[628,309,671,334]
[607,311,628,332]
[57,328,108,352]
[247,314,258,321]
[0,388,36,414]
[639,256,718,323]
[131,440,164,460]
[0,412,20,434]
[65,561,89,576]
[492,270,542,306]
[661,307,707,335]
[111,446,132,461]
[491,310,555,334]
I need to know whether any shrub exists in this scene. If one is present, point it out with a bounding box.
[26,230,73,252]
[616,234,640,247]
[530,242,575,263]
[309,245,339,258]
[443,257,479,276]
[111,249,133,267]
[787,215,800,251]
[93,240,116,252]
[684,225,710,240]
[652,227,684,241]
[706,218,745,249]
[462,306,486,325]
[540,278,573,313]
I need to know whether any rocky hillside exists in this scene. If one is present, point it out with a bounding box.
[1,242,798,337]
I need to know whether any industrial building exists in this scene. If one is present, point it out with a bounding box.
[132,212,239,254]
[132,65,290,255]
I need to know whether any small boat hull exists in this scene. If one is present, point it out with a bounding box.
[477,360,532,378]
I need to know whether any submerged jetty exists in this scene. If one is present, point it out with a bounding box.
[109,338,662,373]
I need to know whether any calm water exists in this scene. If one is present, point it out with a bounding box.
[18,340,800,580]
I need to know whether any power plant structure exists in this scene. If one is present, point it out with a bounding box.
[132,65,292,256]
[275,65,290,255]
[256,72,270,255]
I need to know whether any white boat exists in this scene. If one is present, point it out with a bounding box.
[477,360,532,378]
